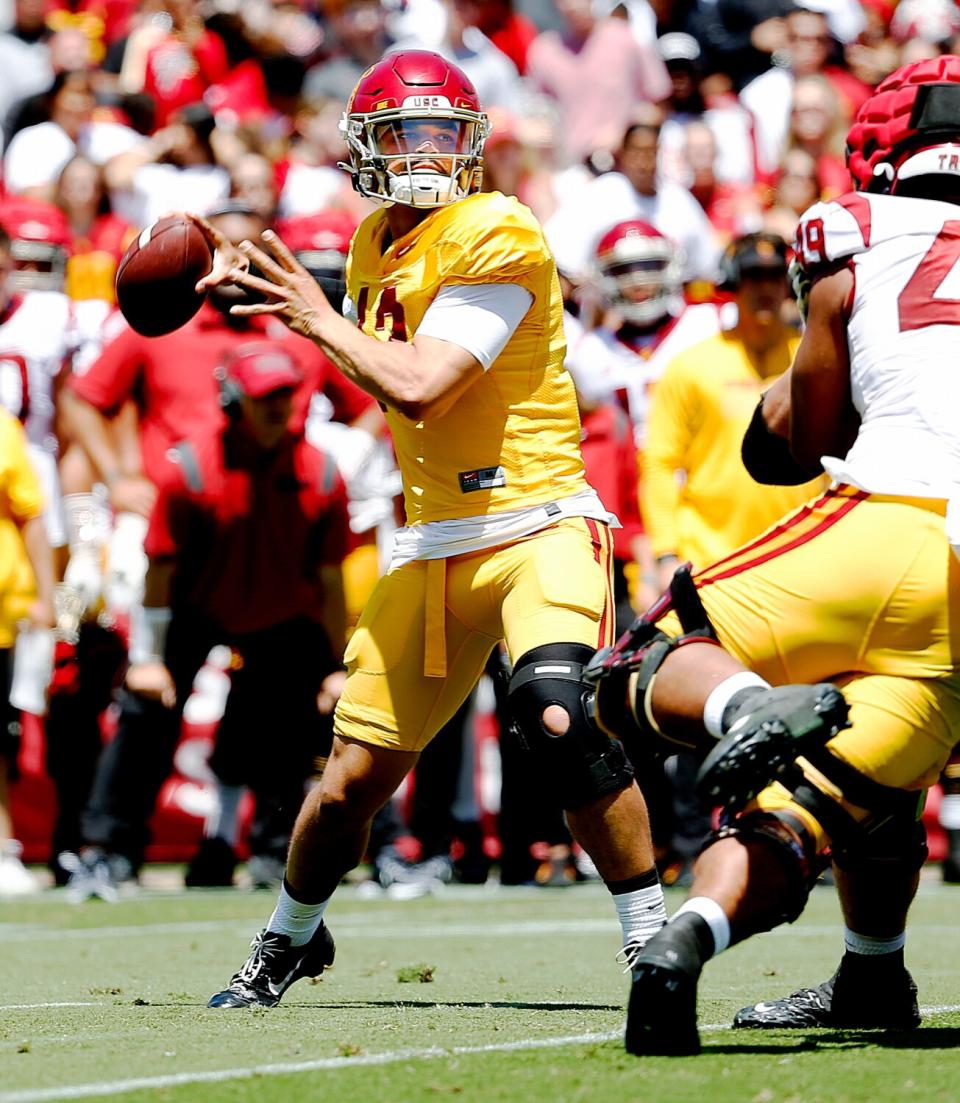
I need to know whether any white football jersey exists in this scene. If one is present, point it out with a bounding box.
[795,191,960,501]
[0,292,110,547]
[565,302,727,447]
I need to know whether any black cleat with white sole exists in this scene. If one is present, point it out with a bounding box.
[208,923,335,1008]
[733,965,920,1030]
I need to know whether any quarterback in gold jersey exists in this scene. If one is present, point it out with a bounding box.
[195,50,665,1018]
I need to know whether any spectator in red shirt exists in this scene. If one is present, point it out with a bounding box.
[140,0,228,129]
[784,73,851,200]
[69,340,352,894]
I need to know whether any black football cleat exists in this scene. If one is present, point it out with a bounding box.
[696,683,850,810]
[624,915,709,1056]
[207,923,335,1009]
[733,966,920,1031]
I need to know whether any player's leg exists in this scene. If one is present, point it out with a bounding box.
[625,673,954,1055]
[76,611,217,898]
[731,835,924,1030]
[592,496,960,1053]
[499,519,666,965]
[208,561,496,1008]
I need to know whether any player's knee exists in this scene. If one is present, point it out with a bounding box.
[316,776,375,836]
[832,813,928,875]
[700,810,819,927]
[588,567,720,755]
[777,747,927,872]
[541,703,570,736]
[508,643,634,811]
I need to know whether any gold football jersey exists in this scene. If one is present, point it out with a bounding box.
[346,191,589,524]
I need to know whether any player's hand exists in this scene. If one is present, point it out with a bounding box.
[125,661,176,708]
[316,669,347,715]
[108,474,156,517]
[188,213,250,294]
[25,597,56,630]
[223,230,335,339]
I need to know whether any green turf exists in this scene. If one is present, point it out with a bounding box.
[1,879,959,1102]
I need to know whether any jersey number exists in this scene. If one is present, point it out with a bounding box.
[897,221,960,332]
[357,286,407,341]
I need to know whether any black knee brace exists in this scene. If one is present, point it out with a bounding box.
[700,809,820,925]
[586,565,719,752]
[508,643,634,810]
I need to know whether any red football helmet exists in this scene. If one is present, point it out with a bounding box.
[594,220,683,326]
[0,197,71,292]
[339,50,490,208]
[845,55,960,193]
[277,210,356,313]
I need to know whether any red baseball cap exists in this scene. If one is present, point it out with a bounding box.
[224,342,302,398]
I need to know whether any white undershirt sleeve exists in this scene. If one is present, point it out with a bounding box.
[415,284,534,371]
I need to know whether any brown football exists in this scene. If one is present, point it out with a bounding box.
[115,216,213,337]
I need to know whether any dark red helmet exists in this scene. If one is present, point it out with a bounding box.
[594,220,682,326]
[339,50,490,208]
[846,55,960,193]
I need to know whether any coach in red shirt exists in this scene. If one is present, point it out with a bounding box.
[76,341,352,888]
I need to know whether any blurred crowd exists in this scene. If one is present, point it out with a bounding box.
[2,0,960,900]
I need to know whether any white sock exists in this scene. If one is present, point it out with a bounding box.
[267,883,330,947]
[843,927,905,956]
[674,896,731,957]
[206,784,244,847]
[703,672,770,738]
[940,793,960,830]
[614,883,667,967]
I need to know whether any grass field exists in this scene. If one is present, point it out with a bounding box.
[2,877,959,1103]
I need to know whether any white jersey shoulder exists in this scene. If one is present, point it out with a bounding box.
[794,192,960,268]
[822,193,960,504]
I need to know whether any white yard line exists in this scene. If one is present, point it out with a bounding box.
[3,1007,960,1102]
[0,1003,99,1011]
[4,917,960,943]
[0,1030,625,1102]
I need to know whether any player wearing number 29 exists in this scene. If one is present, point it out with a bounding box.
[585,54,960,1055]
[201,50,666,1013]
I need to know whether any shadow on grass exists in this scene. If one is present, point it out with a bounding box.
[703,1026,960,1055]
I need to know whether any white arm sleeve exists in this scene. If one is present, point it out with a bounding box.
[415,284,533,371]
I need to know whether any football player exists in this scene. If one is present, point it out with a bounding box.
[588,54,960,1055]
[730,57,960,1033]
[568,219,727,451]
[195,50,667,1012]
